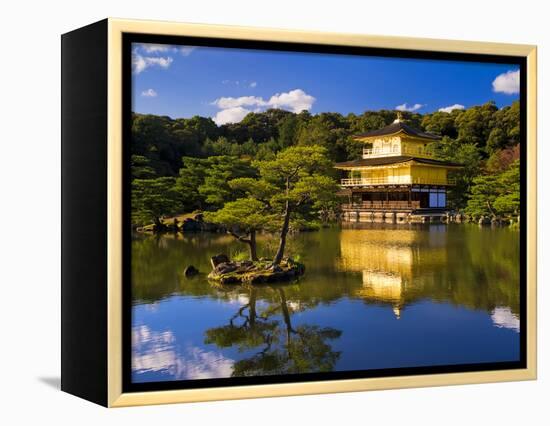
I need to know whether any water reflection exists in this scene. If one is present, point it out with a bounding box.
[205,286,341,376]
[491,307,520,333]
[132,224,521,382]
[132,325,234,381]
[338,224,520,319]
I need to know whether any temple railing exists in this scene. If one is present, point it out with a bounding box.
[341,176,455,186]
[341,201,422,210]
[362,145,435,159]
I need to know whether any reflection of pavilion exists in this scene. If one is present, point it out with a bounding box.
[338,226,447,318]
[360,272,405,319]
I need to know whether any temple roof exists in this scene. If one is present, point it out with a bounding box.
[353,121,441,141]
[334,156,462,169]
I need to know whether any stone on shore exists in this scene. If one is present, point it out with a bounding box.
[184,265,199,277]
[478,216,491,226]
[181,213,224,233]
[210,254,230,269]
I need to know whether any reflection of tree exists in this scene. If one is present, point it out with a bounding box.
[204,288,278,352]
[204,285,342,377]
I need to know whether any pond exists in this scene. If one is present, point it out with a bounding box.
[131,223,520,383]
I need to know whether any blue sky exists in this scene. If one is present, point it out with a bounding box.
[131,42,520,125]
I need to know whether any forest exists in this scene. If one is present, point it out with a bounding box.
[131,100,521,229]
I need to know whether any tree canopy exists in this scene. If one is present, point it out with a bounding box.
[206,146,339,264]
[205,198,271,261]
[465,160,520,218]
[131,177,181,228]
[131,100,521,227]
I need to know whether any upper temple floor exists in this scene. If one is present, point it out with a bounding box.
[353,116,441,160]
[334,115,463,187]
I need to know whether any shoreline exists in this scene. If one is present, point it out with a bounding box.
[134,212,520,236]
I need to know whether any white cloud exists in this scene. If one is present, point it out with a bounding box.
[139,43,171,53]
[131,44,195,74]
[438,103,465,113]
[492,69,520,94]
[221,79,258,88]
[395,103,424,112]
[132,54,173,74]
[268,89,316,113]
[141,88,158,97]
[211,89,316,125]
[213,106,252,125]
[211,95,267,110]
[178,46,196,56]
[137,43,196,56]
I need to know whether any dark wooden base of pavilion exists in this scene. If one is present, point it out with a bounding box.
[339,185,452,223]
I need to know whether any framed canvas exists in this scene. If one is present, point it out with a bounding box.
[61,18,537,407]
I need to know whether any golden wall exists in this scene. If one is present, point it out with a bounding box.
[354,163,448,185]
[409,164,447,184]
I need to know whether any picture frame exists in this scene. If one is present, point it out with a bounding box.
[61,18,537,407]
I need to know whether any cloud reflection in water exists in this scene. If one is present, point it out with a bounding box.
[132,325,234,380]
[491,307,520,333]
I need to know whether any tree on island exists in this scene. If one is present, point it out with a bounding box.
[198,156,257,209]
[176,155,257,212]
[206,145,339,266]
[204,198,271,261]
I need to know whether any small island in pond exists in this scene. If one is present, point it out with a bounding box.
[208,253,305,284]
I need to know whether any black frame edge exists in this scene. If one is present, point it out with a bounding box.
[61,18,109,407]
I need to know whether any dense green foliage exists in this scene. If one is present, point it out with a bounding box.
[422,101,521,215]
[464,160,520,218]
[131,177,181,227]
[176,155,257,211]
[205,146,339,264]
[131,100,521,228]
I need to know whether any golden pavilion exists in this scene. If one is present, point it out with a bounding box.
[335,113,462,222]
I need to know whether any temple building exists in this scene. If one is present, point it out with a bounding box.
[335,113,462,222]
